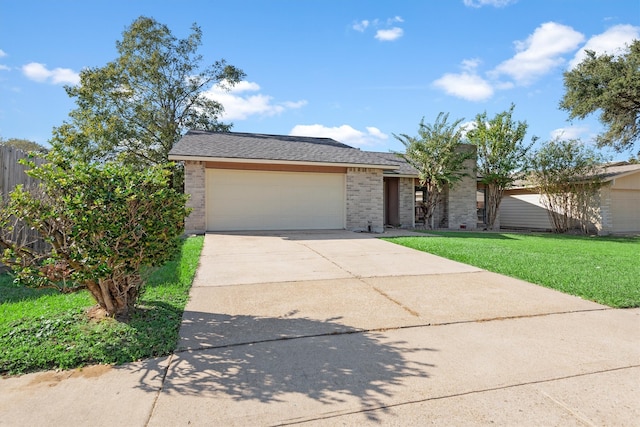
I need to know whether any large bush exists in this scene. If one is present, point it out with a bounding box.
[0,154,190,318]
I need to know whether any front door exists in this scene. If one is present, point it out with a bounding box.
[384,177,400,226]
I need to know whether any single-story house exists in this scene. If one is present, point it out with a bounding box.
[498,162,640,234]
[168,130,477,234]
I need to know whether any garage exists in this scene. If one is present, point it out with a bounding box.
[206,169,345,231]
[169,130,405,234]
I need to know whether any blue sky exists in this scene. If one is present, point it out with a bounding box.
[1,0,638,159]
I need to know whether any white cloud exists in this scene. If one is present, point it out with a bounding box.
[569,24,640,69]
[353,20,369,32]
[22,62,80,85]
[375,27,404,42]
[463,0,517,7]
[492,22,584,85]
[550,125,591,140]
[203,80,307,121]
[0,49,7,58]
[289,124,388,148]
[459,121,478,138]
[353,16,405,41]
[461,58,482,71]
[22,62,50,82]
[0,65,9,71]
[433,72,494,101]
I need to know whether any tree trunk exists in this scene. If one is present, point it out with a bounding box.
[484,183,504,231]
[423,183,441,229]
[85,272,142,318]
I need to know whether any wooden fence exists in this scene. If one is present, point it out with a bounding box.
[0,145,45,195]
[0,145,48,271]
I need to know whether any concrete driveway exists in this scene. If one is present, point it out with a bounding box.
[2,230,639,426]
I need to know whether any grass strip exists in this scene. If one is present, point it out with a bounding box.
[383,232,640,308]
[0,235,204,376]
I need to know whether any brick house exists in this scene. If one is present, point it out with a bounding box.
[168,130,477,234]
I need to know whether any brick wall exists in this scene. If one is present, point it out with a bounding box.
[446,147,478,230]
[346,168,384,232]
[398,177,415,228]
[184,161,206,234]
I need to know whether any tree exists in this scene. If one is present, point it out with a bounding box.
[0,153,189,318]
[51,16,245,189]
[560,40,640,155]
[0,137,48,154]
[467,104,536,230]
[394,113,474,229]
[528,138,606,234]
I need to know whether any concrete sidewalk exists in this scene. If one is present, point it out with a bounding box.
[1,230,639,426]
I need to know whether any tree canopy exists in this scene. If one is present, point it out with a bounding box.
[394,113,474,228]
[560,39,640,155]
[0,137,48,154]
[51,16,245,188]
[467,104,536,230]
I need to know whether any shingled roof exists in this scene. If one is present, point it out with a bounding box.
[372,152,419,176]
[509,161,640,189]
[168,130,400,169]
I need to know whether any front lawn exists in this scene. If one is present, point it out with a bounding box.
[0,235,203,376]
[383,232,640,308]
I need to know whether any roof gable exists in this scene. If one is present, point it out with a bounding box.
[168,130,400,169]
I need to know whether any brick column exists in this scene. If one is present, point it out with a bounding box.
[184,161,206,234]
[398,177,415,228]
[447,146,478,230]
[346,168,384,232]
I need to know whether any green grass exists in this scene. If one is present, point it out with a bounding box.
[383,232,640,308]
[0,236,204,376]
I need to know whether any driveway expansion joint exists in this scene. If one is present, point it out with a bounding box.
[275,365,640,426]
[173,307,614,355]
[371,285,421,317]
[144,354,174,427]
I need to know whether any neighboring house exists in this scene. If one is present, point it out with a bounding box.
[499,163,640,235]
[168,130,477,234]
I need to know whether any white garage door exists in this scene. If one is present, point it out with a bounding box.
[206,169,345,231]
[611,190,640,233]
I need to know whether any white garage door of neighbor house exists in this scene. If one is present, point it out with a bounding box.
[611,189,640,232]
[206,169,346,231]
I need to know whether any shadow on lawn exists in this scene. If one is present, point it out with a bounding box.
[409,231,518,240]
[133,311,437,423]
[537,233,640,244]
[0,274,58,304]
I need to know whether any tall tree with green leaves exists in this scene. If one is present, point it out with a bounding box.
[394,113,474,229]
[51,16,245,188]
[560,40,640,155]
[467,104,536,230]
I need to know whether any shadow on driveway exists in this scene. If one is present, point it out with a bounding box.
[140,312,438,422]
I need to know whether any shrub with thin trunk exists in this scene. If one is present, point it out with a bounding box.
[0,153,190,318]
[528,138,606,234]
